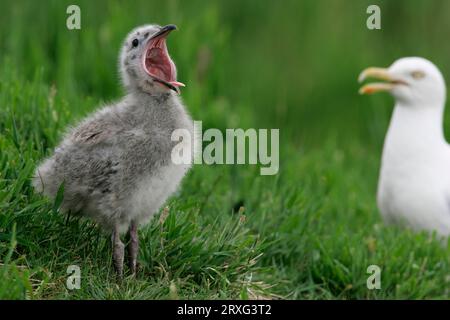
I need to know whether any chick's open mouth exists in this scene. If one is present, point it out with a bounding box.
[143,25,185,93]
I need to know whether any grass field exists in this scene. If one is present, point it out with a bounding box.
[0,0,449,299]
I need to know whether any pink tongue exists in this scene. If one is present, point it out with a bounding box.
[147,46,184,88]
[169,81,185,87]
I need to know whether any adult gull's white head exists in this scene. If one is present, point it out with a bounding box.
[359,57,446,107]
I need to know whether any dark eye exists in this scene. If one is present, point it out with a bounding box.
[131,39,139,48]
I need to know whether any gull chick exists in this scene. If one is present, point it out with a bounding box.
[359,57,450,237]
[33,24,194,276]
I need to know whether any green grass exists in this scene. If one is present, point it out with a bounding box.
[1,0,449,299]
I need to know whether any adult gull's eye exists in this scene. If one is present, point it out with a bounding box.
[411,70,425,80]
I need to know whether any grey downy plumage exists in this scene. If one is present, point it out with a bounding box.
[33,24,195,277]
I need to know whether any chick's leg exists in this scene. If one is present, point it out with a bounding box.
[128,220,139,275]
[112,225,124,278]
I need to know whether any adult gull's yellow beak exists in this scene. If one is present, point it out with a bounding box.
[358,67,398,95]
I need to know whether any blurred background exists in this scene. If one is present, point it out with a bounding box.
[2,0,450,149]
[1,0,450,299]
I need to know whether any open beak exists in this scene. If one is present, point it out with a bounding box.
[143,24,185,94]
[358,67,407,95]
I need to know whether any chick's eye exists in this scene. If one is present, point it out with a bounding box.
[131,39,139,48]
[411,70,425,80]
